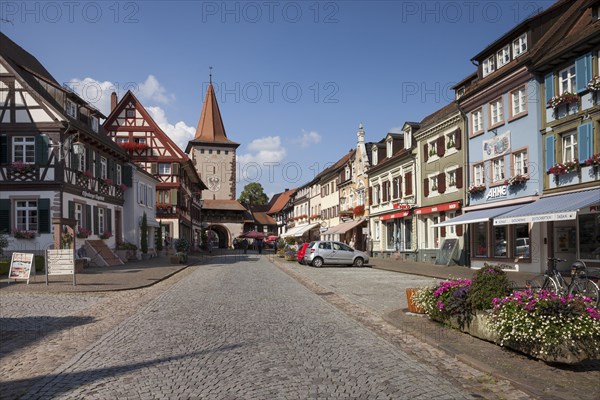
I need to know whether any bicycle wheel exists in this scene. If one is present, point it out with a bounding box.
[569,279,600,307]
[527,276,559,294]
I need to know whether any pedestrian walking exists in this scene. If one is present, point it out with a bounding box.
[257,239,264,255]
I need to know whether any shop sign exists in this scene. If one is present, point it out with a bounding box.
[82,191,105,201]
[486,185,508,200]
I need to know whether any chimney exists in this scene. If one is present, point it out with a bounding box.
[111,92,118,112]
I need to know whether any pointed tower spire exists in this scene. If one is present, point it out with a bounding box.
[357,122,365,144]
[193,74,234,144]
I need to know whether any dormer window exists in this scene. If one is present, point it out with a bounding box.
[91,116,99,133]
[513,34,527,57]
[497,45,510,68]
[66,99,77,118]
[482,56,495,77]
[404,130,412,149]
[372,148,378,166]
[456,87,465,99]
[386,138,393,158]
[345,167,350,181]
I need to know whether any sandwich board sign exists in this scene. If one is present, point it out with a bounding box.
[8,253,34,284]
[46,249,76,286]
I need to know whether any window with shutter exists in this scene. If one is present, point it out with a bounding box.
[424,143,429,162]
[35,135,49,165]
[93,206,99,235]
[577,123,593,162]
[0,135,8,164]
[38,198,50,233]
[456,167,463,189]
[405,172,412,196]
[544,73,554,105]
[423,178,429,197]
[575,52,592,94]
[545,135,556,170]
[437,136,445,157]
[0,199,10,233]
[85,205,92,231]
[438,173,446,194]
[455,128,462,150]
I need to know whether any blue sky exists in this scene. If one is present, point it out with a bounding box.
[1,0,553,198]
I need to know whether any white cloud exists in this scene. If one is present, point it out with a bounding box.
[66,75,175,116]
[147,106,195,151]
[293,130,322,148]
[138,75,175,104]
[238,136,287,165]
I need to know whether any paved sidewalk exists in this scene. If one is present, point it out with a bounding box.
[0,253,203,293]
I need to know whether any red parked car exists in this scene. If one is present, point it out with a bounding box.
[297,243,310,264]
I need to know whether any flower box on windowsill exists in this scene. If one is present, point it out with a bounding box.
[547,160,580,176]
[14,230,36,239]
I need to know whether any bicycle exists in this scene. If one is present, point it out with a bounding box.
[527,257,599,307]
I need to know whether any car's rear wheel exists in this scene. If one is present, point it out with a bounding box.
[353,257,364,267]
[312,257,324,268]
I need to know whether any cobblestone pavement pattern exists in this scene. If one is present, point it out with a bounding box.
[10,255,525,399]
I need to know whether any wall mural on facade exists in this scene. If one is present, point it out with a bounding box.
[483,131,511,161]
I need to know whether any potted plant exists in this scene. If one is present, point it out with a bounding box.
[284,249,296,261]
[10,161,35,174]
[587,75,600,91]
[140,212,149,260]
[116,242,138,261]
[100,231,113,240]
[60,230,74,249]
[547,92,579,108]
[505,174,529,187]
[547,160,580,176]
[171,238,189,263]
[468,184,486,195]
[76,227,91,239]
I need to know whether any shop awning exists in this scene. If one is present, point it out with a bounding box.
[432,204,524,227]
[292,223,320,237]
[379,211,410,221]
[493,188,600,225]
[331,219,366,235]
[281,226,303,238]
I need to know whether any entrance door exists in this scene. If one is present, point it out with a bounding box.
[114,209,122,243]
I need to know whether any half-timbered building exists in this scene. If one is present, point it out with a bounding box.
[104,91,206,249]
[0,33,129,265]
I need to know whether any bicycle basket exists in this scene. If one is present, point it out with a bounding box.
[570,260,586,277]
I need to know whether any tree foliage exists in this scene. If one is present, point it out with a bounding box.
[238,182,269,206]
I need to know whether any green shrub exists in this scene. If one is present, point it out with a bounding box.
[0,260,9,275]
[155,225,163,251]
[284,237,296,245]
[34,255,45,272]
[117,242,138,250]
[467,264,511,311]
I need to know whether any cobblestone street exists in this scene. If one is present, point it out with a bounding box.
[1,254,532,399]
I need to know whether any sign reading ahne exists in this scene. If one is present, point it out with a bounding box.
[486,185,508,200]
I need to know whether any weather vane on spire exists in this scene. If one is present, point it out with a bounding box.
[209,66,213,84]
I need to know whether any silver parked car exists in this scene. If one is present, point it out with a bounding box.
[304,241,369,268]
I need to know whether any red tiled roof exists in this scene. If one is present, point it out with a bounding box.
[203,200,247,211]
[267,188,297,214]
[253,212,277,226]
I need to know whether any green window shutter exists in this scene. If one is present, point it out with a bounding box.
[107,158,113,181]
[123,165,133,187]
[544,73,554,105]
[575,52,592,94]
[170,188,178,205]
[93,206,99,235]
[107,208,112,233]
[545,135,556,171]
[86,148,91,172]
[578,123,593,162]
[38,198,50,233]
[85,205,92,231]
[0,199,10,233]
[0,135,8,164]
[35,135,49,165]
[95,154,101,177]
[68,201,75,219]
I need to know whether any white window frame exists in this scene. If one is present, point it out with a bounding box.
[496,45,510,68]
[474,163,484,186]
[100,157,107,179]
[98,208,105,234]
[116,164,122,185]
[513,151,528,176]
[158,163,171,175]
[428,140,437,158]
[446,131,456,150]
[15,200,38,232]
[66,99,77,118]
[482,56,495,77]
[447,169,457,188]
[91,116,99,133]
[492,157,506,183]
[404,130,412,149]
[75,203,83,230]
[513,34,527,57]
[472,109,483,133]
[429,175,438,192]
[511,86,527,117]
[562,132,577,163]
[12,137,35,163]
[490,98,504,126]
[386,139,393,158]
[447,212,456,236]
[116,137,129,144]
[559,64,576,95]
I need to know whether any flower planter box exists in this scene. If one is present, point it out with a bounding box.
[438,311,590,364]
[284,254,296,261]
[405,288,425,314]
